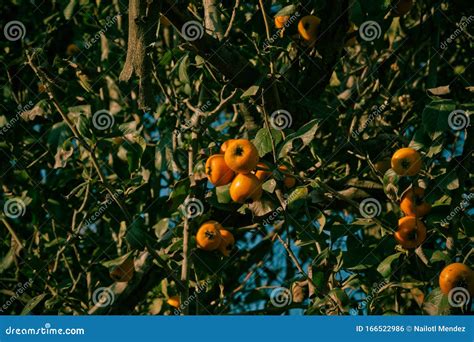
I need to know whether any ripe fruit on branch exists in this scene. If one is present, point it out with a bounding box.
[274,15,290,29]
[254,162,272,182]
[393,0,413,17]
[229,173,262,203]
[391,147,422,176]
[110,256,135,282]
[298,15,321,42]
[196,221,223,251]
[439,263,474,295]
[220,139,236,154]
[394,216,426,249]
[224,139,259,174]
[278,165,296,188]
[400,187,431,217]
[205,154,235,186]
[218,229,235,257]
[167,295,180,308]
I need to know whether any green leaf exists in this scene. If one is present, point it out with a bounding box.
[252,128,282,157]
[21,293,47,315]
[287,187,308,211]
[154,218,171,239]
[275,5,297,17]
[423,288,450,315]
[278,119,319,158]
[422,100,456,140]
[216,184,232,204]
[178,54,190,84]
[63,0,77,20]
[241,85,259,99]
[102,251,133,269]
[377,252,402,278]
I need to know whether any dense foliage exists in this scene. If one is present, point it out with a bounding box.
[0,0,472,315]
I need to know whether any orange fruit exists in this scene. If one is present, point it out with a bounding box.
[229,173,262,203]
[439,263,474,295]
[393,0,413,17]
[66,43,80,56]
[274,15,290,29]
[205,154,235,186]
[218,229,235,257]
[196,221,222,251]
[220,139,236,154]
[394,216,426,249]
[254,162,272,182]
[391,147,422,176]
[279,165,296,188]
[298,15,321,42]
[110,256,135,282]
[167,295,180,308]
[224,139,259,174]
[400,187,431,217]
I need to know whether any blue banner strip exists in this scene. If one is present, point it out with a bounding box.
[0,316,472,342]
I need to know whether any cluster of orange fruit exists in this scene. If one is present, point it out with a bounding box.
[205,139,295,203]
[196,220,235,257]
[439,262,474,297]
[201,139,296,256]
[390,147,431,249]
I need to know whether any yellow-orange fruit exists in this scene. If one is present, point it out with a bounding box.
[394,216,426,249]
[224,139,259,174]
[391,147,422,176]
[400,187,431,217]
[196,221,222,251]
[205,154,235,186]
[218,229,235,257]
[298,15,321,42]
[229,173,262,203]
[439,263,474,296]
